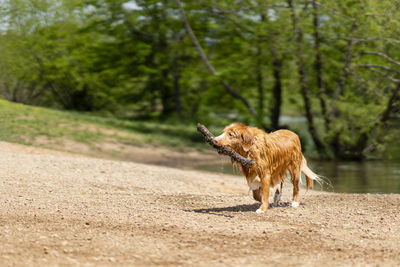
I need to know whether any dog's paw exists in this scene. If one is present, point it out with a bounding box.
[255,208,265,214]
[291,201,299,208]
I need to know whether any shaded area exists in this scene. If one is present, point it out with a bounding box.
[186,202,294,218]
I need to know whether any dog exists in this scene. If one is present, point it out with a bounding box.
[213,123,321,214]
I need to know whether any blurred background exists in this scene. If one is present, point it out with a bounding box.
[0,0,399,192]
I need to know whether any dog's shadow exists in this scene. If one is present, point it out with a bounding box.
[185,202,292,218]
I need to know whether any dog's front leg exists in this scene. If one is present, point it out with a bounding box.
[256,174,271,214]
[252,189,261,202]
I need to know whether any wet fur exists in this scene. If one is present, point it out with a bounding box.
[213,123,319,213]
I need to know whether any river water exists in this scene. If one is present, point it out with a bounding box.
[196,160,400,194]
[199,116,400,193]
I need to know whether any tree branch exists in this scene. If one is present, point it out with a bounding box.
[174,0,257,116]
[339,37,400,44]
[197,123,255,168]
[358,64,400,75]
[360,51,400,67]
[203,3,288,15]
[360,67,400,83]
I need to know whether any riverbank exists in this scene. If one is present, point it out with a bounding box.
[0,141,399,266]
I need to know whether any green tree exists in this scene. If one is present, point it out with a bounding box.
[0,0,398,159]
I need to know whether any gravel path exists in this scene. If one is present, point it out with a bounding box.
[0,141,399,266]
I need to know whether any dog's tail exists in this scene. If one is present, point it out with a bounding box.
[301,156,323,190]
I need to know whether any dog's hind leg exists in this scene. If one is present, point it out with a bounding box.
[273,181,283,205]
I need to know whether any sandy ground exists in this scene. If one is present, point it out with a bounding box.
[0,141,399,266]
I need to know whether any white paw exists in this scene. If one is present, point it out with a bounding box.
[256,208,265,214]
[291,201,299,208]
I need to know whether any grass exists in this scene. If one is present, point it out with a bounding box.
[0,98,334,160]
[0,99,221,154]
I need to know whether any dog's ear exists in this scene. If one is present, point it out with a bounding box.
[240,129,253,152]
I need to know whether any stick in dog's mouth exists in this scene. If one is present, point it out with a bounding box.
[197,123,255,168]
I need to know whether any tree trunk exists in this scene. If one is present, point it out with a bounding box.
[312,0,330,130]
[172,57,183,120]
[256,11,266,120]
[360,82,399,157]
[260,9,283,131]
[256,43,264,118]
[157,7,175,118]
[12,84,19,102]
[159,64,174,117]
[332,22,357,117]
[380,82,400,124]
[288,0,325,152]
[270,49,283,130]
[334,82,399,159]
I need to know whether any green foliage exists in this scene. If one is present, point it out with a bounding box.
[0,0,399,159]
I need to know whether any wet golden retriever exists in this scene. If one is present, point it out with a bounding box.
[213,123,321,213]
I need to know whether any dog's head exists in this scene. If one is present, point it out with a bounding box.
[213,123,253,153]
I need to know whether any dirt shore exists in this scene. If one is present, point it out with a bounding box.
[0,141,399,266]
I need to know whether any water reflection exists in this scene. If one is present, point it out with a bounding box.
[197,160,400,194]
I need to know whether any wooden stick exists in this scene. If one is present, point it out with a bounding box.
[197,123,255,168]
